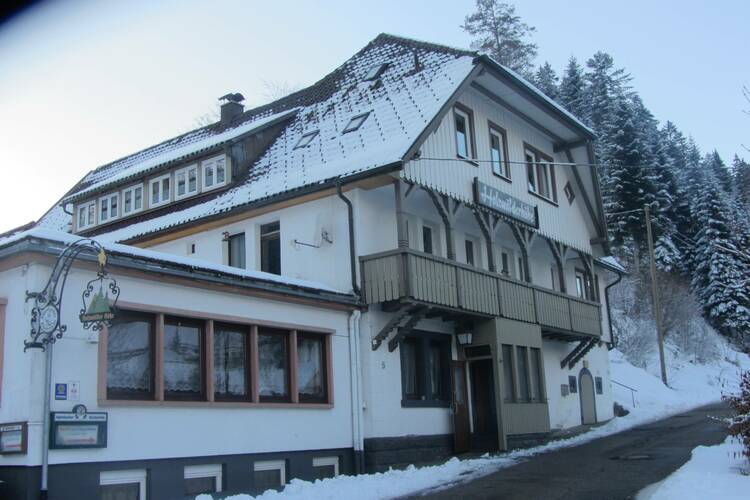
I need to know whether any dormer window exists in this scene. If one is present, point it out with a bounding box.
[77,200,96,230]
[364,63,389,81]
[175,164,198,200]
[122,184,143,215]
[202,155,227,191]
[149,173,171,208]
[342,112,370,134]
[294,131,319,149]
[99,193,119,223]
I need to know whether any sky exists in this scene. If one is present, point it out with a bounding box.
[0,0,747,231]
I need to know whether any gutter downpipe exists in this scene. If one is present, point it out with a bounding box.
[347,310,365,473]
[40,344,53,499]
[604,272,624,350]
[336,183,360,296]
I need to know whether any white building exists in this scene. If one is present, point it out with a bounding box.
[0,34,624,499]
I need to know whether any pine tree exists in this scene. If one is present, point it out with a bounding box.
[705,150,733,195]
[733,155,750,208]
[532,62,559,101]
[559,57,587,120]
[462,0,538,75]
[583,52,631,133]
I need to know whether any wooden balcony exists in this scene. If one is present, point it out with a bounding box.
[360,248,601,338]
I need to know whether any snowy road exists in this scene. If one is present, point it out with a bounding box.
[410,402,731,500]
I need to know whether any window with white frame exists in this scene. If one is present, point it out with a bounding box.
[517,255,527,281]
[149,174,171,208]
[100,469,147,500]
[122,184,143,215]
[99,193,119,223]
[184,464,222,496]
[175,164,198,200]
[525,146,556,201]
[77,201,96,230]
[453,106,473,159]
[489,125,510,178]
[253,460,286,492]
[312,456,339,479]
[202,155,227,191]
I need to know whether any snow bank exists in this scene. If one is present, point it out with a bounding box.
[194,343,749,500]
[637,436,749,500]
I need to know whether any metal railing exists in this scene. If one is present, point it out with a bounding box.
[611,379,638,407]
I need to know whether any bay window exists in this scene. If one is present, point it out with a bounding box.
[122,184,143,215]
[202,155,227,191]
[175,164,198,200]
[525,145,557,202]
[149,174,171,208]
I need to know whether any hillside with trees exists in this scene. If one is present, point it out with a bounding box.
[463,0,750,354]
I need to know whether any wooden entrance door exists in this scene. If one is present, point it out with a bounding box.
[579,369,597,425]
[451,360,471,453]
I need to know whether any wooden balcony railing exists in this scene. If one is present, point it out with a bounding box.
[360,248,601,337]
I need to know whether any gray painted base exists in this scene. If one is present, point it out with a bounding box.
[364,434,454,472]
[0,447,353,500]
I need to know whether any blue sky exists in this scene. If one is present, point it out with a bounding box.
[0,0,747,231]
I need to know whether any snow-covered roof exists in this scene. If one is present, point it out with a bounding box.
[0,228,348,296]
[596,255,627,274]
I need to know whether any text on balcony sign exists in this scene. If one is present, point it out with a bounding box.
[473,178,538,227]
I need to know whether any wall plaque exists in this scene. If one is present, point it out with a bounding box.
[473,178,538,228]
[0,422,28,454]
[50,412,107,449]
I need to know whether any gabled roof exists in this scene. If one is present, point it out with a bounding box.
[39,34,597,243]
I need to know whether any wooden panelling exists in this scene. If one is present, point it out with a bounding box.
[502,402,551,435]
[360,248,601,337]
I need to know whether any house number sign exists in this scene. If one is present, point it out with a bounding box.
[473,178,539,228]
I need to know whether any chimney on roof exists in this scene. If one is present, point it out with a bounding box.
[219,92,245,126]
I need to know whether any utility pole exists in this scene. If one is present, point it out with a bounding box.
[644,204,668,385]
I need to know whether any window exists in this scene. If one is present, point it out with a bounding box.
[517,256,527,281]
[342,112,370,133]
[529,348,544,402]
[227,232,246,269]
[312,456,339,479]
[422,225,434,254]
[202,155,227,191]
[106,312,155,400]
[364,62,389,81]
[122,184,143,215]
[516,346,530,402]
[489,124,510,178]
[77,201,96,230]
[184,464,222,496]
[575,269,592,300]
[453,106,473,159]
[399,334,451,406]
[502,344,515,402]
[595,376,603,394]
[213,323,250,401]
[163,317,204,401]
[294,131,319,149]
[99,193,119,223]
[100,469,147,500]
[465,239,475,266]
[564,181,575,204]
[550,266,558,291]
[253,460,285,492]
[149,174,171,208]
[500,249,511,276]
[568,375,578,393]
[297,333,327,403]
[175,164,198,200]
[525,146,556,202]
[258,328,289,402]
[260,222,281,275]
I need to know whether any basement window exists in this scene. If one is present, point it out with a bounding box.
[312,456,340,479]
[342,112,370,133]
[364,62,389,81]
[294,130,319,149]
[184,464,222,496]
[100,470,147,500]
[253,460,286,493]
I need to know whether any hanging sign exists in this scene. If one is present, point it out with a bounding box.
[0,422,28,454]
[473,178,538,228]
[50,411,107,449]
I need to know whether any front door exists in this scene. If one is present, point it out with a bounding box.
[579,370,597,425]
[451,360,470,453]
[470,359,498,437]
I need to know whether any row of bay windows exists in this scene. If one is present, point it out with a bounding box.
[418,221,597,301]
[453,104,565,205]
[105,310,330,405]
[76,155,228,231]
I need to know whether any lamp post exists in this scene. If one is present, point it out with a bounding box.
[24,239,119,500]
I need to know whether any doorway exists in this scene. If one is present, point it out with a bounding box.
[579,369,597,425]
[451,360,471,453]
[469,358,498,451]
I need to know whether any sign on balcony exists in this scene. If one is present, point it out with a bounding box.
[473,178,538,227]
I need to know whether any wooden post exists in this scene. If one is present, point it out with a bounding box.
[644,204,668,385]
[394,180,409,248]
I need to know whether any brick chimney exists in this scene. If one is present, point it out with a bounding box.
[219,92,245,126]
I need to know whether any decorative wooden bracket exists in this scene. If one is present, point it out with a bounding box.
[545,238,569,293]
[388,307,429,352]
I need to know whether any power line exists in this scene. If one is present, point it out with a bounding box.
[652,220,750,262]
[411,156,685,171]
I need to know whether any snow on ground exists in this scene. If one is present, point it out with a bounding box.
[198,340,750,500]
[637,436,749,500]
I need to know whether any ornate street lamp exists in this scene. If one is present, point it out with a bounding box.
[24,238,119,499]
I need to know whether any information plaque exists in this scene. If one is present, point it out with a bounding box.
[0,422,28,454]
[50,412,107,449]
